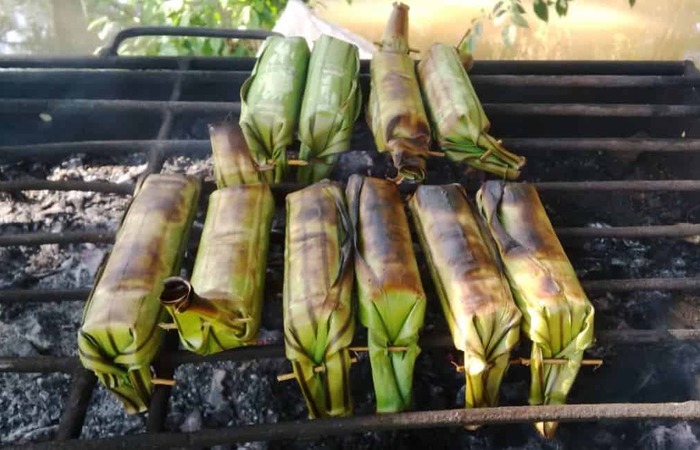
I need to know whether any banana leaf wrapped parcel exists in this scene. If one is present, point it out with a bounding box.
[297,35,362,184]
[239,36,310,183]
[159,184,274,355]
[78,174,200,413]
[284,180,355,418]
[476,181,595,438]
[408,184,521,410]
[417,43,525,179]
[367,2,432,183]
[346,174,426,413]
[209,121,264,187]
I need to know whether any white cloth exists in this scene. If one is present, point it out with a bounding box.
[271,0,375,59]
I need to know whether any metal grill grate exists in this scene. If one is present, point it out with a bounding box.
[2,28,700,449]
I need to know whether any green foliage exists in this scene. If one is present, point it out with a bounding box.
[458,0,638,55]
[82,0,308,56]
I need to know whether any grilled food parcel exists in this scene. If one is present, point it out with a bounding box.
[78,174,199,413]
[159,184,274,355]
[476,181,595,438]
[297,35,362,184]
[239,36,310,183]
[408,184,521,412]
[209,121,264,187]
[284,180,355,418]
[417,43,526,179]
[346,174,426,413]
[367,2,432,183]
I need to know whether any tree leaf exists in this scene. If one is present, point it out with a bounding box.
[629,0,636,6]
[533,0,549,22]
[492,1,504,14]
[511,13,529,28]
[513,2,526,14]
[555,0,568,16]
[502,24,517,47]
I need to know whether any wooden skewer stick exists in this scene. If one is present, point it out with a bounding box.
[287,159,309,167]
[427,150,446,157]
[451,358,603,373]
[152,378,176,386]
[510,357,604,367]
[277,358,359,382]
[158,323,179,330]
[348,346,409,352]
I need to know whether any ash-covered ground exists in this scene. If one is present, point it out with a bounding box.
[2,148,700,450]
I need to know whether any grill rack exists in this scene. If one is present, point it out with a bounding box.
[2,27,700,449]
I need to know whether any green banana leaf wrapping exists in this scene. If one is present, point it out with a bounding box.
[476,181,595,438]
[239,36,310,183]
[297,35,362,184]
[367,2,431,183]
[417,43,525,179]
[346,174,426,413]
[78,174,200,414]
[160,184,274,355]
[209,121,264,187]
[408,184,521,410]
[284,180,355,418]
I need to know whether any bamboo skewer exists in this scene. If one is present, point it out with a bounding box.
[277,358,359,382]
[451,358,603,373]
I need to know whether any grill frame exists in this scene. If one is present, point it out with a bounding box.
[2,28,700,447]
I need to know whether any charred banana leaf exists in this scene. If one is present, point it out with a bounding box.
[476,181,595,438]
[417,44,525,179]
[239,36,310,183]
[284,180,355,418]
[78,174,200,414]
[346,174,426,413]
[159,184,274,355]
[408,184,521,410]
[297,35,361,184]
[367,2,431,183]
[209,121,264,187]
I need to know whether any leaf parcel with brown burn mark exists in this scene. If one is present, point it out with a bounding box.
[160,183,274,355]
[78,174,200,414]
[409,183,521,412]
[346,174,426,413]
[476,181,595,438]
[284,180,355,418]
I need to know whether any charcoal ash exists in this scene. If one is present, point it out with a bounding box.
[80,384,146,439]
[0,373,71,445]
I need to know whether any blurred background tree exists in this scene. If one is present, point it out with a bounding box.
[1,0,698,63]
[81,0,305,56]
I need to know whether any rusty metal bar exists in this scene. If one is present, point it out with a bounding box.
[4,138,700,164]
[486,103,700,117]
[1,277,691,303]
[55,370,97,441]
[0,288,91,302]
[0,99,238,115]
[4,327,700,375]
[0,57,687,74]
[506,138,700,153]
[556,223,700,239]
[0,231,116,247]
[0,355,78,373]
[469,75,700,88]
[534,180,700,191]
[582,277,700,292]
[22,401,700,450]
[3,223,700,248]
[0,180,134,194]
[3,99,698,118]
[2,71,696,89]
